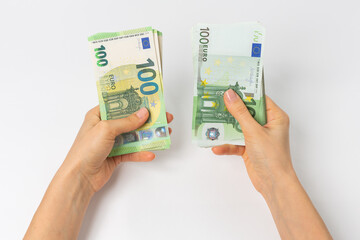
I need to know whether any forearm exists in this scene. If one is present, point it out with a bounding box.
[24,160,94,240]
[263,169,332,240]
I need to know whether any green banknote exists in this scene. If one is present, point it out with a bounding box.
[88,27,170,156]
[192,23,267,147]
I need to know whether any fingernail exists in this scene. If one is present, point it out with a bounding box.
[225,89,240,103]
[136,107,148,119]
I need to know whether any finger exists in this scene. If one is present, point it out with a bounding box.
[78,106,101,137]
[112,151,155,165]
[169,127,172,135]
[223,89,261,133]
[166,112,174,124]
[264,96,289,126]
[83,106,101,127]
[212,144,246,156]
[101,107,149,137]
[85,105,101,120]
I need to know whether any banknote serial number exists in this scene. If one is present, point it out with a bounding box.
[94,45,108,67]
[199,27,209,62]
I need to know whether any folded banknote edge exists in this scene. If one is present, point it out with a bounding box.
[88,26,153,42]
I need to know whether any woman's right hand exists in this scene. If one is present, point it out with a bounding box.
[213,89,332,239]
[212,89,294,197]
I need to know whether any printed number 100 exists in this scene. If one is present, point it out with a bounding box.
[94,45,108,67]
[136,58,158,95]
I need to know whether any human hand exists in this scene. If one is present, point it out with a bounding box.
[212,89,293,197]
[63,107,174,193]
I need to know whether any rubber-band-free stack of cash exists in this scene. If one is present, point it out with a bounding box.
[191,23,267,147]
[89,27,170,156]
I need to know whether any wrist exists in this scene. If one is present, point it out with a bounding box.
[56,158,96,197]
[25,158,95,239]
[259,165,299,202]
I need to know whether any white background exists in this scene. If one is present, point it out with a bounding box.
[1,0,360,239]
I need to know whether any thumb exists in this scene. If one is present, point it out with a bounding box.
[224,89,260,133]
[265,96,290,126]
[105,107,149,137]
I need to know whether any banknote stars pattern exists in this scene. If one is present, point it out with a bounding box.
[205,67,212,75]
[200,79,208,86]
[227,57,233,63]
[215,60,221,66]
[245,96,253,102]
[150,100,157,108]
[212,102,219,108]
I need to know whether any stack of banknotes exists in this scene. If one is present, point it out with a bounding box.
[192,22,267,147]
[88,27,170,156]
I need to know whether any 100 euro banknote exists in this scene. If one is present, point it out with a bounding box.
[192,23,267,147]
[88,27,170,156]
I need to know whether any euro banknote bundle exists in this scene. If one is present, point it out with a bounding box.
[88,27,170,156]
[192,23,267,147]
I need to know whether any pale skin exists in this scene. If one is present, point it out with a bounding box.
[25,90,332,240]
